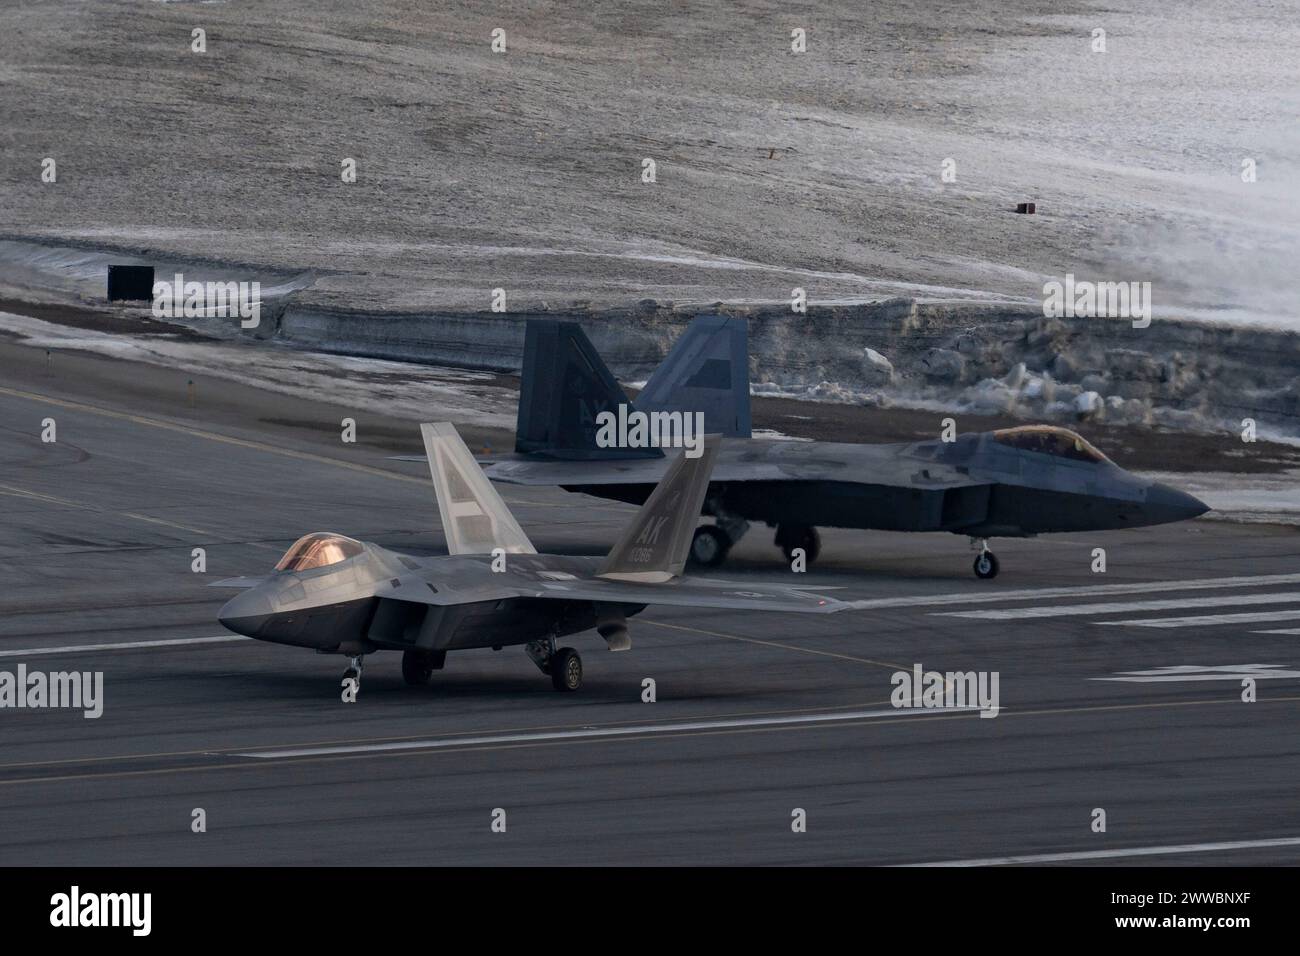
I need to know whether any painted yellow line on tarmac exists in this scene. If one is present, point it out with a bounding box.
[644,618,920,677]
[0,481,219,538]
[0,384,429,486]
[0,383,622,513]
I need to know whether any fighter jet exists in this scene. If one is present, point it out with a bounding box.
[475,316,1209,579]
[215,423,847,692]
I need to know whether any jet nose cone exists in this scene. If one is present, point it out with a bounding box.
[218,590,272,637]
[1147,481,1211,523]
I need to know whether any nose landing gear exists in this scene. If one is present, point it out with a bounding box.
[342,654,365,689]
[971,538,999,580]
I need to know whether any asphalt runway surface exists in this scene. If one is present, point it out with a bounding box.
[2,349,1299,866]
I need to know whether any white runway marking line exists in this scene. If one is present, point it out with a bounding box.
[0,636,247,658]
[1097,609,1300,629]
[900,836,1300,867]
[842,572,1300,611]
[933,590,1300,620]
[1254,628,1300,636]
[1093,664,1300,683]
[236,705,984,759]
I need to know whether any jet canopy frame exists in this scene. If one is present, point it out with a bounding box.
[275,533,364,572]
[991,425,1110,464]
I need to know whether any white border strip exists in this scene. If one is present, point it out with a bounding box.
[935,591,1300,620]
[0,636,246,658]
[901,836,1300,866]
[846,573,1300,611]
[237,705,983,758]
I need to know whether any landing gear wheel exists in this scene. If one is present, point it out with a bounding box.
[776,525,820,565]
[690,526,731,568]
[550,647,582,692]
[973,551,999,580]
[401,650,435,686]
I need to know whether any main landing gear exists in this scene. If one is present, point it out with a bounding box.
[342,654,365,689]
[525,634,583,692]
[689,509,750,568]
[690,526,731,567]
[691,519,824,569]
[971,538,999,580]
[551,648,583,692]
[775,524,820,565]
[401,648,446,686]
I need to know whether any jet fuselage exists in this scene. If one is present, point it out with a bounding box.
[508,429,1208,538]
[218,545,634,656]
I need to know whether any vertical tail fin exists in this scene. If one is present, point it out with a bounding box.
[515,319,662,460]
[422,422,537,555]
[638,314,752,438]
[598,435,721,582]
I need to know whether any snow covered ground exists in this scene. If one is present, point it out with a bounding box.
[1,0,1297,323]
[5,1,1296,520]
[0,310,517,430]
[1140,470,1300,526]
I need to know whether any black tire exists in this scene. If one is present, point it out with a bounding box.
[401,650,435,686]
[973,551,999,580]
[550,647,582,692]
[776,525,821,565]
[690,526,731,568]
[342,667,360,685]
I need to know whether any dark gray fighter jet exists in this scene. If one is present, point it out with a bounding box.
[216,423,847,692]
[479,316,1209,579]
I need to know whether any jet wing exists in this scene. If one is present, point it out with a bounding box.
[377,571,846,614]
[484,456,792,486]
[484,455,986,489]
[513,577,850,613]
[381,577,529,607]
[389,454,506,465]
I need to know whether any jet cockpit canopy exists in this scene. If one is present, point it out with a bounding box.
[274,533,364,572]
[991,425,1110,464]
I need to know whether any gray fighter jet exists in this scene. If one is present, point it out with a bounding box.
[215,423,847,692]
[477,316,1209,578]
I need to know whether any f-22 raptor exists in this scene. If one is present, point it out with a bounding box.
[216,423,848,692]
[480,316,1209,578]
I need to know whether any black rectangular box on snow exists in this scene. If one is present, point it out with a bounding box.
[107,264,155,302]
